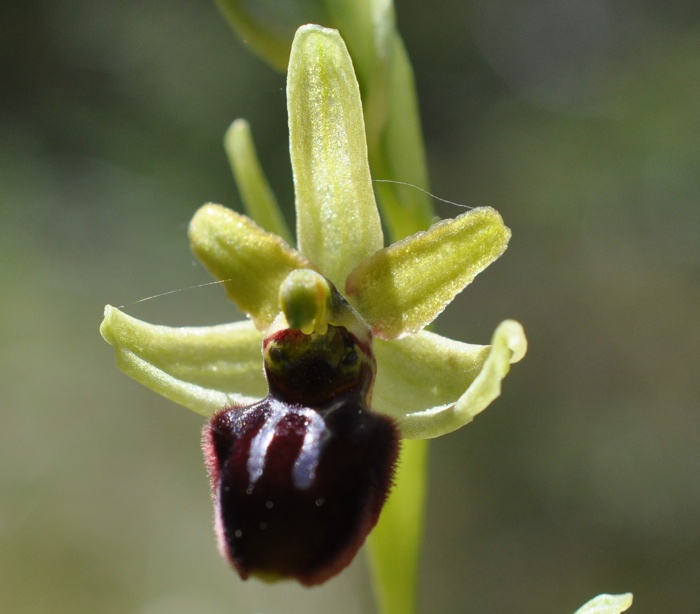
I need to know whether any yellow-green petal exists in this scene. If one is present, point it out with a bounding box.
[288,25,383,288]
[224,119,293,244]
[573,593,634,614]
[188,203,313,330]
[100,306,266,416]
[373,320,526,439]
[346,207,511,339]
[373,330,489,418]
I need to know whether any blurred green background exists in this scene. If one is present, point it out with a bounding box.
[2,1,699,612]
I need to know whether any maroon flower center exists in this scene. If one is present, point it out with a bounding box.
[203,324,399,585]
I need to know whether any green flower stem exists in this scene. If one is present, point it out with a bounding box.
[367,439,427,614]
[361,17,435,614]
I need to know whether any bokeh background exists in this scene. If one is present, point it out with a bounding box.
[2,1,699,612]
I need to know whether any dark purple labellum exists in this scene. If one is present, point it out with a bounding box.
[203,325,399,586]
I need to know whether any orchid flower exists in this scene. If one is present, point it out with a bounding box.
[100,24,525,595]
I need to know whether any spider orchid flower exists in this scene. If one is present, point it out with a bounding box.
[100,25,526,587]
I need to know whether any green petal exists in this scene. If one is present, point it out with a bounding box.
[573,594,634,614]
[188,203,313,330]
[373,330,490,419]
[100,306,267,416]
[288,25,383,288]
[373,320,526,439]
[224,119,293,244]
[346,207,511,339]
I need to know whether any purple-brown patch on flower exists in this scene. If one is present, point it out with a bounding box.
[203,323,399,586]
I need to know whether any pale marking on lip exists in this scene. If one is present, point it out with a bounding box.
[292,409,330,490]
[246,399,333,492]
[246,402,286,487]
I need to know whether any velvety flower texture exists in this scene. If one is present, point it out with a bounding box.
[100,25,526,585]
[204,285,400,585]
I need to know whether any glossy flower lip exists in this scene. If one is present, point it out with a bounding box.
[203,299,401,586]
[205,394,399,586]
[100,24,526,440]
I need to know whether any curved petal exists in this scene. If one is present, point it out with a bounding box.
[373,331,490,420]
[224,119,293,244]
[189,204,313,330]
[373,320,526,439]
[573,594,633,614]
[288,25,383,288]
[346,207,511,339]
[100,305,267,416]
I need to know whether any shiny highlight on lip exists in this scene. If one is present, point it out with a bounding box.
[244,399,330,491]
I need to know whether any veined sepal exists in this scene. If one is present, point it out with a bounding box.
[374,320,527,439]
[99,305,266,416]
